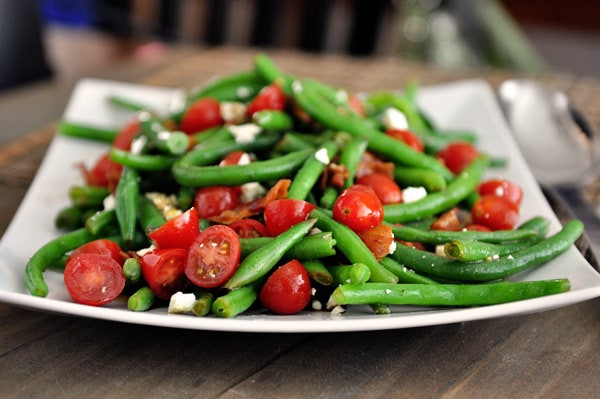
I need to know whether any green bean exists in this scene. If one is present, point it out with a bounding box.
[138,195,165,234]
[387,224,539,245]
[383,155,490,223]
[517,216,550,236]
[188,70,266,103]
[109,148,176,171]
[328,263,371,284]
[292,80,454,180]
[69,185,109,208]
[443,235,544,262]
[380,256,440,284]
[24,228,98,297]
[58,121,118,143]
[310,208,398,284]
[173,148,312,187]
[138,113,189,155]
[192,290,214,317]
[389,219,583,282]
[128,286,155,312]
[394,166,447,192]
[225,219,317,290]
[275,132,316,154]
[176,186,195,210]
[212,285,259,318]
[252,110,293,131]
[253,54,294,95]
[108,95,149,112]
[287,141,338,200]
[122,257,142,288]
[54,206,84,230]
[319,187,338,209]
[329,279,570,307]
[115,167,140,249]
[338,138,368,188]
[192,125,232,146]
[240,231,337,260]
[85,209,117,235]
[302,259,334,286]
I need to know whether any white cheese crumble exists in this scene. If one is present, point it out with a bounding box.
[385,289,392,295]
[146,192,182,220]
[136,244,156,257]
[130,135,148,155]
[507,254,514,260]
[292,80,303,94]
[330,305,346,316]
[312,300,323,311]
[228,123,262,144]
[168,292,196,314]
[402,186,427,203]
[388,240,397,255]
[220,101,247,124]
[103,194,116,211]
[335,89,348,104]
[240,182,266,203]
[381,107,409,131]
[314,148,330,165]
[236,86,252,99]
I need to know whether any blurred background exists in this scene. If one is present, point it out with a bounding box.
[1,0,599,91]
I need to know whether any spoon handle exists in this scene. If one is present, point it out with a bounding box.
[543,185,600,271]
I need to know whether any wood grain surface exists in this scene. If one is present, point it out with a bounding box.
[0,46,599,398]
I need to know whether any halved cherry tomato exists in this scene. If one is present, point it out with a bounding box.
[333,184,383,232]
[356,173,402,205]
[357,224,394,261]
[194,186,239,219]
[180,97,223,135]
[246,83,286,116]
[79,152,122,190]
[140,248,188,300]
[386,129,424,152]
[64,253,125,306]
[229,218,268,238]
[185,225,241,288]
[219,150,248,166]
[477,179,523,208]
[437,141,479,174]
[259,259,311,315]
[471,195,519,231]
[68,239,125,266]
[112,119,140,150]
[348,94,366,117]
[263,199,316,236]
[148,208,199,249]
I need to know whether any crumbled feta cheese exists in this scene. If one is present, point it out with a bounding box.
[146,192,181,220]
[236,86,251,99]
[136,244,156,257]
[402,186,427,203]
[228,123,262,144]
[237,152,252,165]
[381,107,409,131]
[130,135,148,155]
[507,254,514,260]
[312,300,322,311]
[292,81,303,94]
[103,194,116,211]
[314,148,330,165]
[240,182,266,203]
[330,305,346,316]
[385,289,392,295]
[388,240,397,255]
[335,90,348,104]
[137,110,152,122]
[220,101,247,124]
[168,292,196,314]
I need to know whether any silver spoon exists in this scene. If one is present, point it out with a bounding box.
[498,79,600,268]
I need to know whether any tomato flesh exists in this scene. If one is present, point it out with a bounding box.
[356,173,402,205]
[149,207,199,249]
[185,225,241,288]
[471,195,519,231]
[229,218,268,238]
[333,185,383,232]
[259,259,311,315]
[437,142,479,174]
[79,152,122,190]
[112,119,140,150]
[180,97,223,135]
[477,179,523,208]
[263,199,316,236]
[386,129,424,152]
[140,248,189,300]
[64,253,125,306]
[194,186,239,219]
[68,239,125,266]
[246,83,286,116]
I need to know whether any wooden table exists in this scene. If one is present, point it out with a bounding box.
[1,46,599,398]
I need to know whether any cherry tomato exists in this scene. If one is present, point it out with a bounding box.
[79,152,122,189]
[465,223,492,232]
[68,239,125,266]
[140,248,189,300]
[386,129,424,152]
[356,173,402,205]
[477,179,523,208]
[194,186,239,219]
[357,224,394,261]
[471,195,519,231]
[437,141,479,174]
[219,150,248,166]
[148,208,199,249]
[348,94,366,117]
[246,83,286,116]
[64,253,125,306]
[263,199,316,236]
[185,225,241,288]
[259,259,311,315]
[180,97,223,135]
[229,219,268,238]
[112,119,140,150]
[333,185,383,232]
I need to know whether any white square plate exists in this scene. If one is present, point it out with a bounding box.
[1,78,599,332]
